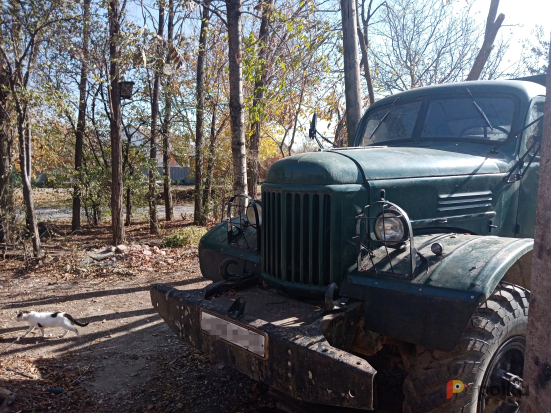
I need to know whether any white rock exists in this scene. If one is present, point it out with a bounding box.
[115,244,128,253]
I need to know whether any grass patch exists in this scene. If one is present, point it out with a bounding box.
[163,226,207,248]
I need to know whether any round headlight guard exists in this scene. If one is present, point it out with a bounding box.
[246,201,262,227]
[354,198,417,278]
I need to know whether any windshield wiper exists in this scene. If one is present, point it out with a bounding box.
[467,88,493,130]
[490,115,544,153]
[368,97,400,140]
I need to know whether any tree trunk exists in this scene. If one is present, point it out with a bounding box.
[522,36,551,412]
[162,0,174,222]
[72,0,92,233]
[203,105,217,218]
[125,186,131,226]
[194,1,210,225]
[289,84,305,157]
[340,0,363,146]
[109,0,124,246]
[356,3,374,105]
[18,120,41,257]
[247,0,272,198]
[0,66,14,243]
[204,108,228,217]
[226,0,248,207]
[149,4,164,234]
[466,0,504,81]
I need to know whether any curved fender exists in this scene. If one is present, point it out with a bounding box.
[198,220,262,282]
[341,234,533,352]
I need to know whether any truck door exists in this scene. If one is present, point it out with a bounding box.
[515,97,545,238]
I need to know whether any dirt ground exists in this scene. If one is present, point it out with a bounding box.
[0,216,402,413]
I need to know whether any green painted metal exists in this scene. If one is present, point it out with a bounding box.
[345,233,533,301]
[199,80,545,303]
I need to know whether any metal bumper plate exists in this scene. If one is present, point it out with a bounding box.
[201,311,267,357]
[151,283,376,410]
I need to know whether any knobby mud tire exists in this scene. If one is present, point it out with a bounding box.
[402,282,529,413]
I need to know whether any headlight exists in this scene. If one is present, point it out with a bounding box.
[374,212,405,243]
[246,202,262,226]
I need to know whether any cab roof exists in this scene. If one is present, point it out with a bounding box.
[370,80,546,111]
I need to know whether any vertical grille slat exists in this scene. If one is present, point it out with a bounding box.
[263,189,331,288]
[308,197,314,286]
[275,192,281,279]
[270,192,275,277]
[299,194,305,284]
[323,194,331,285]
[261,190,266,274]
[281,192,287,281]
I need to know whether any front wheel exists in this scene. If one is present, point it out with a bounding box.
[403,282,529,413]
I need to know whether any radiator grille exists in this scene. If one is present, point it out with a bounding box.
[262,190,331,286]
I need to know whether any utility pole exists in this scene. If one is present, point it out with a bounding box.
[522,40,551,412]
[341,0,362,146]
[109,0,124,245]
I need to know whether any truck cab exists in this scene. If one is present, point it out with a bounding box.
[153,79,545,413]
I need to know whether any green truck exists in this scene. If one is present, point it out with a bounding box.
[151,78,545,412]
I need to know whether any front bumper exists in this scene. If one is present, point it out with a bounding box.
[151,283,376,410]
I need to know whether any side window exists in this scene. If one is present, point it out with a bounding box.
[521,97,545,157]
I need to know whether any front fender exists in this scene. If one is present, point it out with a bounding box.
[341,234,533,351]
[198,220,262,282]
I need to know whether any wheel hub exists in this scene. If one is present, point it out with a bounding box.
[479,336,525,413]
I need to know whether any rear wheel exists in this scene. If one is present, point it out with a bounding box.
[403,282,529,413]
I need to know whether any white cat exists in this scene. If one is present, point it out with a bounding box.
[15,310,89,338]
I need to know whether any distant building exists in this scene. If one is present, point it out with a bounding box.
[127,126,195,185]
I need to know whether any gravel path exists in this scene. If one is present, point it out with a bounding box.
[31,205,195,222]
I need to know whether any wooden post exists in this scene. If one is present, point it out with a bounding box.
[340,0,363,146]
[522,37,551,412]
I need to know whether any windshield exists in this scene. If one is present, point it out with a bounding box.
[360,94,517,146]
[362,101,421,145]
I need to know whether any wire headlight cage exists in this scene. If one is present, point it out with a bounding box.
[354,195,419,279]
[226,194,262,252]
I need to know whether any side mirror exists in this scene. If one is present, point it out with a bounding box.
[309,113,317,139]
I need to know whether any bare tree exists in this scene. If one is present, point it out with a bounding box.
[372,0,480,93]
[522,25,550,76]
[194,1,210,225]
[247,0,273,198]
[109,0,124,245]
[466,0,505,81]
[162,0,175,222]
[356,0,384,105]
[0,1,76,256]
[226,0,248,206]
[341,0,362,146]
[149,2,165,235]
[0,63,14,243]
[72,0,92,233]
[523,35,551,412]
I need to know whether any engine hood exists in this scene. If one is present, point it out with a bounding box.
[266,146,507,185]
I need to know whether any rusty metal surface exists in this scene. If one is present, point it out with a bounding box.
[151,283,376,410]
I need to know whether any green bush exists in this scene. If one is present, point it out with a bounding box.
[163,226,207,248]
